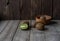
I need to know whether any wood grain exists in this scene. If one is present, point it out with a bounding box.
[45,31,60,41]
[0,20,60,41]
[30,28,45,41]
[31,0,42,19]
[0,0,60,20]
[13,20,30,41]
[9,0,20,19]
[0,21,9,33]
[0,20,19,41]
[53,0,60,19]
[0,0,6,20]
[41,0,52,16]
[20,0,31,20]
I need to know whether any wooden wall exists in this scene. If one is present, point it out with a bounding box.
[0,0,60,20]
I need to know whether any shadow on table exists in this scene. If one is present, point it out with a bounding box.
[20,26,31,31]
[44,21,57,31]
[46,21,57,25]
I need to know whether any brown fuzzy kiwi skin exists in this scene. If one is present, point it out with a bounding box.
[35,16,45,30]
[34,22,45,30]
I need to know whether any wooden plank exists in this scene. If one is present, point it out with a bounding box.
[0,21,9,33]
[53,0,60,19]
[2,0,10,19]
[13,29,30,41]
[13,20,60,41]
[45,20,60,32]
[0,20,14,41]
[45,26,57,32]
[30,28,45,41]
[45,20,57,32]
[0,20,19,41]
[0,0,6,20]
[3,20,19,41]
[45,20,60,41]
[30,20,60,41]
[0,0,6,12]
[31,0,52,19]
[45,31,60,41]
[31,0,42,19]
[3,5,10,19]
[13,20,30,41]
[20,0,31,20]
[41,0,52,16]
[30,20,58,41]
[51,20,60,32]
[9,0,20,19]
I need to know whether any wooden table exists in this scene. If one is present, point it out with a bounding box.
[0,20,60,41]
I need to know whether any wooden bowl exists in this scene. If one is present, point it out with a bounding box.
[43,15,52,24]
[35,15,52,24]
[35,15,40,22]
[35,16,46,24]
[44,15,52,21]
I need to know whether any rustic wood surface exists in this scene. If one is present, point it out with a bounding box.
[0,0,60,20]
[20,0,31,20]
[0,0,6,20]
[0,20,20,41]
[0,21,9,33]
[53,0,60,19]
[0,20,60,41]
[9,0,20,19]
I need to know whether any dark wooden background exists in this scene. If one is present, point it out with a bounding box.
[0,0,60,20]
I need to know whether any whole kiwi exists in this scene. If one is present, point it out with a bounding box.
[35,22,45,30]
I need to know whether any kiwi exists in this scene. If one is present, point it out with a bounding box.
[19,23,28,30]
[35,23,45,30]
